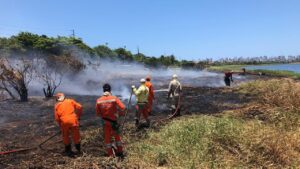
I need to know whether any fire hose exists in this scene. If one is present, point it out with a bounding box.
[157,89,181,122]
[0,131,61,155]
[166,94,182,119]
[0,119,93,156]
[0,116,102,156]
[119,88,181,128]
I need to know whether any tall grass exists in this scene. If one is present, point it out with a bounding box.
[128,79,300,168]
[238,79,300,129]
[129,118,300,168]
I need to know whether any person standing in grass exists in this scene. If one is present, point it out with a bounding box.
[224,70,234,86]
[96,83,126,158]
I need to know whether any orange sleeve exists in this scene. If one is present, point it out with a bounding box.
[54,105,61,124]
[96,99,101,116]
[72,100,83,119]
[150,85,154,99]
[116,97,126,116]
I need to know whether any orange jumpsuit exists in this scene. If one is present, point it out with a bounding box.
[145,81,154,114]
[54,99,82,145]
[96,92,125,156]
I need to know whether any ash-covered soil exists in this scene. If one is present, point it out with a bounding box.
[0,76,259,168]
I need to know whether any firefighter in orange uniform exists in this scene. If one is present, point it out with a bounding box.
[54,93,82,156]
[96,84,126,157]
[145,76,155,115]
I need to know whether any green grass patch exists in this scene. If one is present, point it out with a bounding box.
[128,115,300,168]
[208,64,300,79]
[129,115,245,168]
[207,64,247,72]
[252,69,300,78]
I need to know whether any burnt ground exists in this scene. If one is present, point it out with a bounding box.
[0,78,258,168]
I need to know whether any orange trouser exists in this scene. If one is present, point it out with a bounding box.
[136,102,149,120]
[147,98,153,113]
[103,121,123,156]
[61,124,80,145]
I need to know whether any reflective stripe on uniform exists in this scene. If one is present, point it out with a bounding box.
[116,141,122,146]
[106,143,112,148]
[97,99,116,104]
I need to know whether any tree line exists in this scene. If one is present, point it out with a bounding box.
[212,56,300,66]
[1,32,300,102]
[0,32,206,101]
[0,32,208,69]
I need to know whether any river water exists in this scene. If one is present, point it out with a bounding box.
[246,63,300,73]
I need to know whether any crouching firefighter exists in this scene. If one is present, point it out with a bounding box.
[96,84,126,157]
[54,93,83,157]
[132,78,150,127]
[168,74,182,117]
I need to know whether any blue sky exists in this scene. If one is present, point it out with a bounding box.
[0,0,300,60]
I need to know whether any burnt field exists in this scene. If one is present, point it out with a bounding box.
[0,76,259,168]
[0,82,257,168]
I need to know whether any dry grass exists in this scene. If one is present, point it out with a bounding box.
[238,78,300,129]
[239,121,300,168]
[127,79,300,168]
[237,79,300,168]
[239,78,300,110]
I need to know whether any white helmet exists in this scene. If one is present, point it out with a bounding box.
[140,78,146,83]
[172,74,178,79]
[55,92,65,102]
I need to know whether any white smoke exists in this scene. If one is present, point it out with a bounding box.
[17,46,249,99]
[0,116,7,124]
[28,58,248,99]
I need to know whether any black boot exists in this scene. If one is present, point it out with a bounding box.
[64,144,74,157]
[116,152,125,159]
[75,143,81,154]
[145,119,150,127]
[135,119,139,127]
[175,108,181,117]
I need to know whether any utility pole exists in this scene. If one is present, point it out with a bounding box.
[71,29,75,38]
